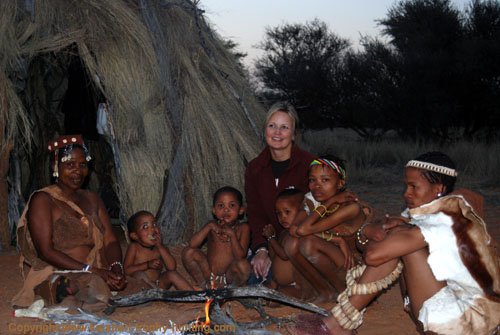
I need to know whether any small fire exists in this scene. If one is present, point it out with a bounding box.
[203,298,213,325]
[202,275,217,326]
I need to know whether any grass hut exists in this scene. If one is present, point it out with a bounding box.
[0,0,265,249]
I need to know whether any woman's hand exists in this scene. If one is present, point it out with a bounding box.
[251,249,271,280]
[362,223,387,242]
[327,190,358,207]
[336,238,355,269]
[383,215,410,231]
[93,266,127,291]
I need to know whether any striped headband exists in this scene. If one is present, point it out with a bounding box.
[406,160,458,177]
[310,158,346,180]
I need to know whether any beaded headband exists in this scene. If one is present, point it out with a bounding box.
[47,135,91,178]
[405,160,458,177]
[310,158,347,180]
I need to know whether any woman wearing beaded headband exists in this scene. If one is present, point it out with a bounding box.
[288,151,499,335]
[284,155,366,300]
[12,135,127,309]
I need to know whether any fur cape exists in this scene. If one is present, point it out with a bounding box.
[409,189,500,302]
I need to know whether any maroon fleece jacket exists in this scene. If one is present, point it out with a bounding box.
[244,145,316,252]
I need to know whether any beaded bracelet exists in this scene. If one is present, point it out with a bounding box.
[267,234,276,241]
[356,223,370,245]
[314,204,328,218]
[255,247,268,255]
[109,261,124,273]
[321,231,334,242]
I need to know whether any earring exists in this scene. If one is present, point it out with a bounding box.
[437,192,443,197]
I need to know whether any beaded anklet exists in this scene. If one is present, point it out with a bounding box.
[331,260,404,330]
[210,272,227,288]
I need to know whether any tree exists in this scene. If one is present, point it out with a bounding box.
[254,19,350,128]
[380,0,465,140]
[458,0,500,139]
[338,38,403,139]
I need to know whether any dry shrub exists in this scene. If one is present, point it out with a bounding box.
[302,128,500,186]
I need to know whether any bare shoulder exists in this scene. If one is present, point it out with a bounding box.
[125,242,139,256]
[30,190,53,206]
[235,221,250,232]
[28,191,57,217]
[337,201,363,215]
[127,242,140,252]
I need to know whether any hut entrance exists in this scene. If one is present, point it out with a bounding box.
[21,48,120,219]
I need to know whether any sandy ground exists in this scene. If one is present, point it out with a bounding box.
[1,182,498,335]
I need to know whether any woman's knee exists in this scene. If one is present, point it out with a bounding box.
[283,236,300,256]
[298,236,317,257]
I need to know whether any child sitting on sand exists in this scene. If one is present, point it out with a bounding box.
[262,188,314,300]
[124,210,193,290]
[286,155,367,296]
[182,186,251,288]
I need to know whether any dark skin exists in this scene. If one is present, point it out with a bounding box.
[124,213,193,290]
[295,167,448,335]
[28,147,126,291]
[283,166,360,298]
[182,192,251,287]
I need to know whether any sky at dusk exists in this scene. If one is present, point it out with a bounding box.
[200,0,472,68]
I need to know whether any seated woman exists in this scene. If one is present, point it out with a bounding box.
[288,151,499,335]
[12,135,126,309]
[285,156,364,299]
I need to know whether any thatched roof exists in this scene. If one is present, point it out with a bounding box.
[1,0,265,245]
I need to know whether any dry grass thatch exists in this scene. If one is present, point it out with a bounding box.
[1,0,266,245]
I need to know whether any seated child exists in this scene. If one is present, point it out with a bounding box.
[262,188,315,300]
[286,155,367,296]
[124,210,193,290]
[182,186,251,288]
[294,155,368,250]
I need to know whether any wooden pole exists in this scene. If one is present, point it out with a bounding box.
[0,70,14,251]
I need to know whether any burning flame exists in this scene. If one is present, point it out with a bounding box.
[193,277,216,328]
[202,275,217,326]
[203,298,213,325]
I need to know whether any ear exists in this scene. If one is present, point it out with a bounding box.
[433,183,445,196]
[239,206,245,216]
[338,179,346,190]
[130,232,139,241]
[212,208,217,217]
